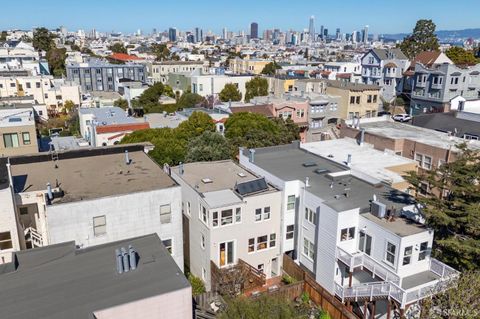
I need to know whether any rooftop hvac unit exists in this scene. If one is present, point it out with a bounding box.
[371,201,386,219]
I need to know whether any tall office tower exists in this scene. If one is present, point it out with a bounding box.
[195,27,202,43]
[363,25,369,43]
[352,31,358,43]
[320,25,324,40]
[323,28,328,40]
[250,22,259,39]
[308,16,315,41]
[336,28,341,40]
[222,27,228,40]
[152,28,157,35]
[273,29,280,41]
[168,27,177,42]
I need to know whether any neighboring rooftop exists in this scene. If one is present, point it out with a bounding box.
[301,138,417,185]
[411,112,480,138]
[326,80,381,91]
[0,234,190,319]
[230,104,274,117]
[361,211,426,237]
[0,107,35,127]
[242,143,416,212]
[355,119,480,151]
[10,144,177,204]
[79,106,136,126]
[173,160,277,206]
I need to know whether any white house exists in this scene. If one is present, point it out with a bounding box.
[7,144,184,270]
[191,74,253,102]
[170,160,282,291]
[239,142,458,318]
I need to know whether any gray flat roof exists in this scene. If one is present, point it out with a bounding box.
[361,212,426,237]
[11,147,177,203]
[358,120,480,151]
[173,160,277,196]
[243,144,415,212]
[78,106,136,126]
[0,234,190,319]
[402,270,439,290]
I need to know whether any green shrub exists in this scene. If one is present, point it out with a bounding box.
[282,274,296,285]
[188,273,206,297]
[300,292,310,304]
[317,310,331,319]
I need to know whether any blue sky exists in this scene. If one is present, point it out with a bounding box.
[2,0,479,35]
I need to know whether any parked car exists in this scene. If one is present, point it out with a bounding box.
[392,114,411,122]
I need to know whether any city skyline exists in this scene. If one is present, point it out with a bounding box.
[1,0,480,35]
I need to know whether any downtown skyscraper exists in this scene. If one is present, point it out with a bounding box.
[308,16,315,41]
[250,22,258,39]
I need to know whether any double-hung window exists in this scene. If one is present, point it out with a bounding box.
[385,241,396,265]
[160,204,171,224]
[287,195,295,210]
[93,215,106,236]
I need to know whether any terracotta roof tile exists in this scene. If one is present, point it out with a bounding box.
[108,53,143,62]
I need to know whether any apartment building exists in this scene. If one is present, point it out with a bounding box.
[301,138,418,192]
[230,57,271,75]
[0,234,192,319]
[0,107,38,157]
[410,62,480,114]
[340,117,480,177]
[191,74,253,102]
[361,49,410,102]
[0,41,47,75]
[5,144,184,269]
[239,143,457,318]
[170,160,282,291]
[322,62,362,83]
[78,107,149,147]
[66,60,147,92]
[326,80,381,120]
[0,72,81,111]
[149,60,207,84]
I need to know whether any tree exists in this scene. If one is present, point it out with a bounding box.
[399,20,440,59]
[445,46,479,66]
[175,111,215,140]
[137,82,175,107]
[109,43,127,54]
[404,144,480,271]
[46,47,67,76]
[151,43,170,61]
[224,112,299,153]
[0,31,7,41]
[121,128,187,165]
[185,131,231,163]
[420,271,480,319]
[261,61,281,76]
[177,92,206,109]
[219,83,242,102]
[245,77,268,102]
[33,27,55,52]
[188,273,206,297]
[114,98,129,110]
[63,100,75,113]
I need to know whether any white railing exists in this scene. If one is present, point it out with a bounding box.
[430,258,458,279]
[336,247,400,283]
[24,227,43,248]
[335,248,459,308]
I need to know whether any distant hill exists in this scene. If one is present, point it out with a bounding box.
[383,28,480,42]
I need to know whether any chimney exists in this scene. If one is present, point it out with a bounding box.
[116,248,123,274]
[125,150,131,165]
[359,128,365,146]
[179,162,184,175]
[128,245,137,270]
[347,154,352,166]
[47,183,53,200]
[249,149,255,163]
[121,247,130,273]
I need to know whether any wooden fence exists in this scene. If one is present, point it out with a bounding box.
[251,280,304,301]
[283,254,359,319]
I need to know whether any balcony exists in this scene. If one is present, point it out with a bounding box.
[335,247,459,308]
[210,259,266,296]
